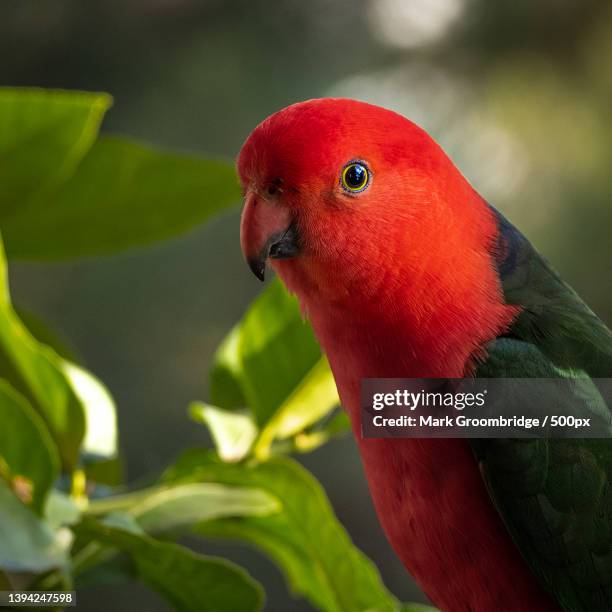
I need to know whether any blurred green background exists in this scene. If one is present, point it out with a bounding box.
[2,0,611,609]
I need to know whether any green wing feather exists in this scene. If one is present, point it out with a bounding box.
[491,210,612,376]
[470,209,612,611]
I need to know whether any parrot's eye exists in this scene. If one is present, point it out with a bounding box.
[341,161,370,194]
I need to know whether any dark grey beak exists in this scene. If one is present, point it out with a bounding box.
[247,223,300,282]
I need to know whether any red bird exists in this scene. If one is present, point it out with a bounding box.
[238,98,612,611]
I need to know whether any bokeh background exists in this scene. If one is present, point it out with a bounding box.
[2,1,612,609]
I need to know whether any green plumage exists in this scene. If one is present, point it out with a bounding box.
[471,209,612,611]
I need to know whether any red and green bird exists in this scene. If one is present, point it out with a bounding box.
[237,98,612,612]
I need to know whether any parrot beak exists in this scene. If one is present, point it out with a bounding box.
[240,191,299,281]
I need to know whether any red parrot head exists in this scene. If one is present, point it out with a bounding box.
[238,98,514,364]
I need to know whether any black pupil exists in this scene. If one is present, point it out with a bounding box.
[346,164,366,188]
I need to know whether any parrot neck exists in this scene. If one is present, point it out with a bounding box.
[281,194,518,384]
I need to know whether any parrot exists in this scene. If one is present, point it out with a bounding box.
[237,98,612,612]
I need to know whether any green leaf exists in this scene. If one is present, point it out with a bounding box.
[252,356,339,460]
[287,408,352,456]
[133,483,279,534]
[15,307,120,477]
[0,482,70,572]
[0,88,110,220]
[264,357,338,440]
[210,280,323,427]
[0,381,60,512]
[164,452,401,612]
[0,237,85,469]
[210,280,341,457]
[16,307,78,362]
[317,409,352,438]
[62,361,118,460]
[76,516,263,612]
[2,136,240,260]
[88,482,280,536]
[209,325,248,411]
[190,402,257,462]
[0,87,239,260]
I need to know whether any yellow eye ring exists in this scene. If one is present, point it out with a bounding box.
[341,161,370,193]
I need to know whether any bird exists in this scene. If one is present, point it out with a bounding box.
[237,97,612,612]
